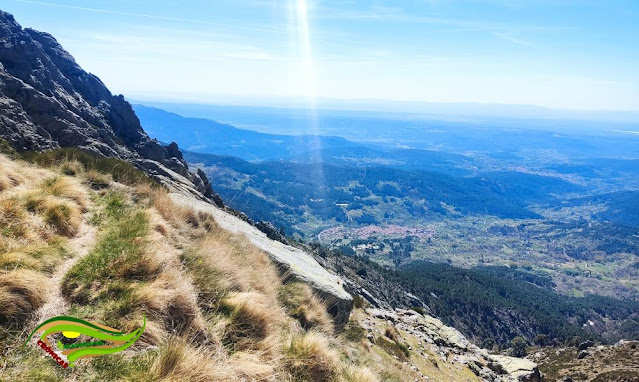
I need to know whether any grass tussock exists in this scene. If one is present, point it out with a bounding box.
[150,337,235,382]
[135,184,217,232]
[279,282,333,333]
[0,197,32,241]
[343,321,367,343]
[182,230,283,319]
[181,228,290,355]
[0,156,75,281]
[0,238,68,274]
[284,332,341,382]
[375,335,410,361]
[11,176,87,238]
[229,352,278,380]
[85,169,112,189]
[0,166,22,192]
[0,269,49,323]
[39,176,87,211]
[132,270,203,338]
[41,198,82,236]
[180,249,226,312]
[384,326,399,343]
[197,231,280,297]
[59,159,84,176]
[222,292,278,351]
[343,365,380,382]
[21,148,153,186]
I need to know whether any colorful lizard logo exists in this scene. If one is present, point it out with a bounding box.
[25,315,145,368]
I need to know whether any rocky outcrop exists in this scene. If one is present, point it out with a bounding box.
[0,10,213,200]
[364,307,543,382]
[169,193,353,328]
[488,355,542,382]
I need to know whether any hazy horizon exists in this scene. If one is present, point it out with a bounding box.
[131,96,639,125]
[2,0,638,111]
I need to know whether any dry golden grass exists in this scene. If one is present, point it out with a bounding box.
[22,192,82,237]
[0,239,68,274]
[229,352,279,381]
[84,169,111,189]
[0,269,49,323]
[0,156,75,277]
[0,251,39,270]
[196,231,281,297]
[132,269,205,341]
[134,185,209,229]
[0,172,12,192]
[41,198,82,236]
[150,337,236,382]
[0,197,33,242]
[279,282,333,334]
[221,291,282,352]
[0,165,22,192]
[59,159,84,176]
[39,176,87,211]
[384,326,399,343]
[5,174,87,239]
[343,365,380,382]
[284,332,341,382]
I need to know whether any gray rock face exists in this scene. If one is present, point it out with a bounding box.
[488,355,543,382]
[369,307,544,382]
[0,10,214,200]
[169,193,353,328]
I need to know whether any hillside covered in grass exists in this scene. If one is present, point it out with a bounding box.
[0,151,506,381]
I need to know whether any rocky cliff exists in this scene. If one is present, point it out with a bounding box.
[0,10,214,200]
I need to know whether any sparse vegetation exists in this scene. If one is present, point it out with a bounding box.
[375,335,410,360]
[352,295,368,309]
[21,148,153,186]
[284,332,341,382]
[343,321,366,343]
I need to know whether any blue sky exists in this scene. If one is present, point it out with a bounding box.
[1,0,638,111]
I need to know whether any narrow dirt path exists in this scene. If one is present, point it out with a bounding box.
[30,218,97,327]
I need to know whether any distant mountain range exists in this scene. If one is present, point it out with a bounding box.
[133,105,355,162]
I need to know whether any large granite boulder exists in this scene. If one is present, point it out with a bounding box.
[489,355,543,382]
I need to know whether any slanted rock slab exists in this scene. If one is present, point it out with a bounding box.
[170,193,353,327]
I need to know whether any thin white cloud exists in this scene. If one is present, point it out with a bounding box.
[12,0,285,34]
[493,32,533,46]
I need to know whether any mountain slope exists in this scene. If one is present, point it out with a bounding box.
[0,145,541,382]
[0,11,212,200]
[133,104,358,161]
